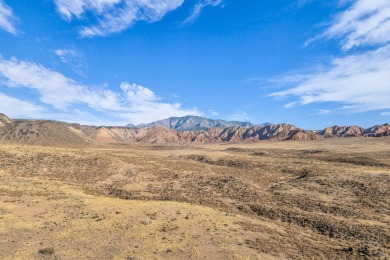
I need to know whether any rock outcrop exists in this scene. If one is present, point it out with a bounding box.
[364,124,390,137]
[285,130,322,141]
[320,125,365,137]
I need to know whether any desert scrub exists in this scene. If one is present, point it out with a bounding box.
[38,247,55,255]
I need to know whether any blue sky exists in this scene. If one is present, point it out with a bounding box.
[0,0,389,129]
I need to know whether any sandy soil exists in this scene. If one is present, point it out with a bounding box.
[1,137,389,259]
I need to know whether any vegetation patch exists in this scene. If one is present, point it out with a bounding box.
[322,156,388,167]
[183,154,253,168]
[38,247,55,255]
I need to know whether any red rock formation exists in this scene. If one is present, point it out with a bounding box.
[364,124,390,137]
[320,125,364,137]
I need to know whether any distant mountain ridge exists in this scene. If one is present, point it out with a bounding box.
[127,115,260,131]
[0,113,389,145]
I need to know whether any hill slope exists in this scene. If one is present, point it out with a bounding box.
[0,113,389,145]
[320,125,365,137]
[79,124,320,143]
[364,124,390,137]
[0,113,12,127]
[0,120,91,147]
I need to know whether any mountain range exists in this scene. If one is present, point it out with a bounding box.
[126,115,258,131]
[0,113,389,145]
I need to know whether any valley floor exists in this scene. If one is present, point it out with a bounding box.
[0,138,389,259]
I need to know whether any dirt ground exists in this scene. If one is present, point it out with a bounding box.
[0,137,389,259]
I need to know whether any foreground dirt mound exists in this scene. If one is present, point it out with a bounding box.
[0,120,91,147]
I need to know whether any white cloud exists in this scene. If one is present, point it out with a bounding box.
[272,0,390,115]
[54,0,184,37]
[54,0,121,20]
[317,109,331,115]
[0,0,17,34]
[120,82,158,103]
[227,112,252,122]
[381,112,390,116]
[208,109,219,116]
[0,98,129,126]
[270,45,390,112]
[0,57,121,111]
[119,82,201,125]
[0,56,201,125]
[118,101,201,125]
[322,0,390,50]
[0,92,45,118]
[54,49,87,75]
[182,0,222,25]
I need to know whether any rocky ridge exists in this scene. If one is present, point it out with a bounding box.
[364,124,390,137]
[0,113,389,145]
[320,125,365,137]
[127,115,256,131]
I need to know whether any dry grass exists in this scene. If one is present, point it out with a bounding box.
[0,137,389,259]
[38,247,55,255]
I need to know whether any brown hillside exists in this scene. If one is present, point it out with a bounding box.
[0,120,92,147]
[0,113,388,144]
[79,126,181,143]
[320,125,365,137]
[0,113,12,127]
[285,130,322,141]
[365,124,390,137]
[80,124,325,143]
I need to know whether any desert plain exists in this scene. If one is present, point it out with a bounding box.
[0,137,389,259]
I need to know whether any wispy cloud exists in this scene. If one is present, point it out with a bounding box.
[0,92,45,118]
[0,94,128,126]
[294,0,313,8]
[182,0,222,25]
[54,49,87,75]
[208,109,219,116]
[227,112,252,122]
[311,0,390,50]
[0,56,120,111]
[0,56,202,125]
[270,45,390,112]
[271,0,390,114]
[317,109,331,115]
[0,0,17,34]
[285,0,314,12]
[54,0,184,37]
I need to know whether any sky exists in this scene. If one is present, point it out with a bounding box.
[0,0,389,129]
